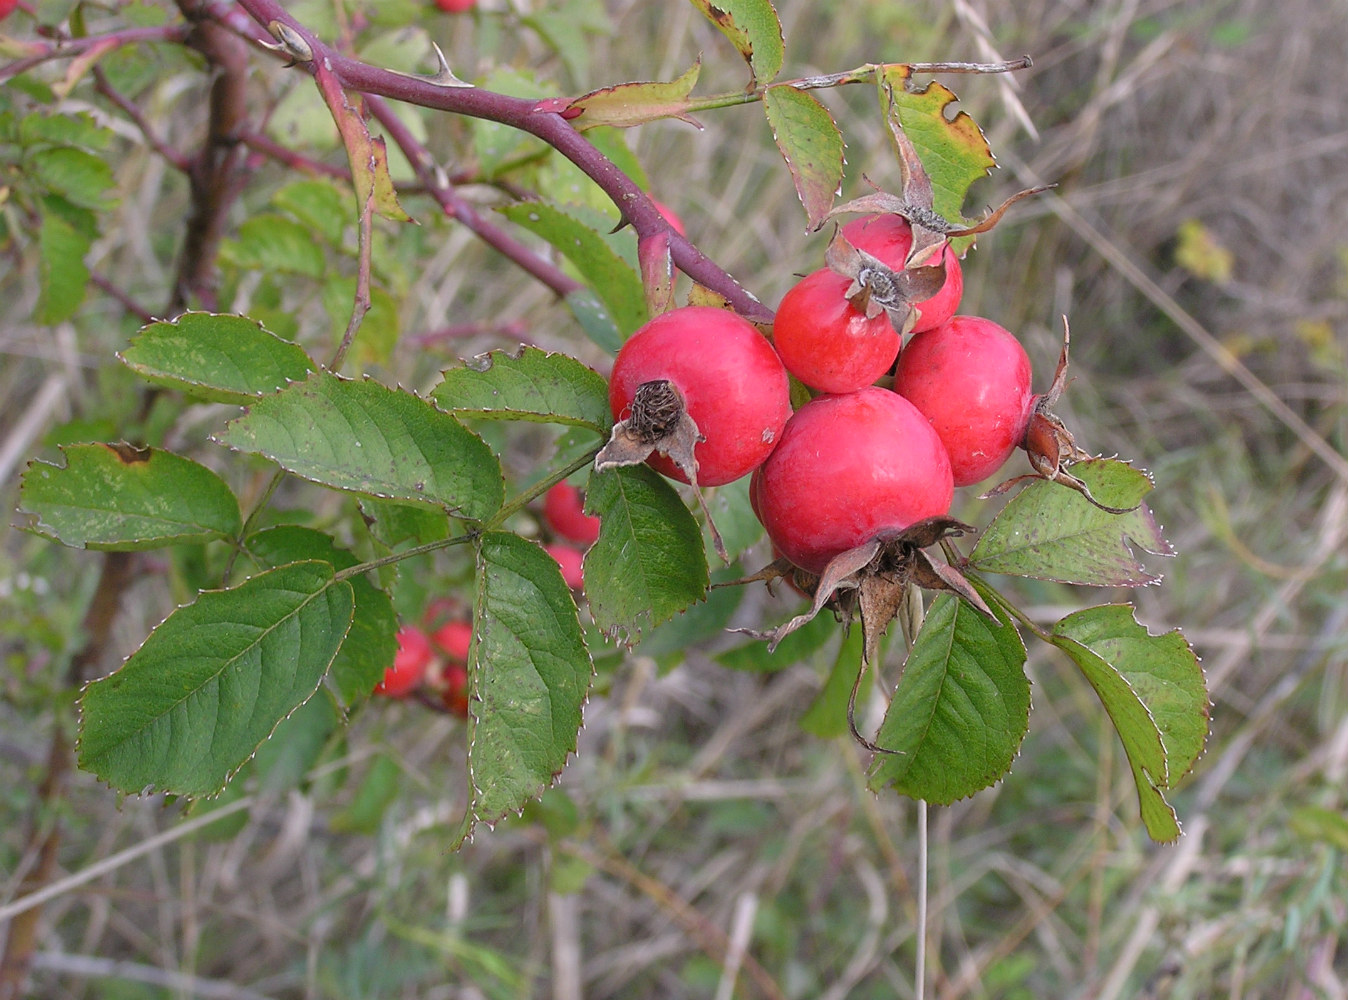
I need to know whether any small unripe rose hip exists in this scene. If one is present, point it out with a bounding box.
[543,481,601,547]
[376,626,433,697]
[606,305,791,487]
[893,315,1036,487]
[773,267,900,393]
[753,386,954,574]
[842,214,963,334]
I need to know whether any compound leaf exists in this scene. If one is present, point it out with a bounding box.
[77,561,354,797]
[217,371,504,522]
[19,444,240,550]
[763,85,845,230]
[970,459,1172,586]
[246,525,398,705]
[1051,604,1207,843]
[456,532,592,845]
[583,464,708,642]
[431,346,611,434]
[120,313,316,404]
[868,588,1029,805]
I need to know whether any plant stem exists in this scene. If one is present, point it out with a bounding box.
[917,798,928,1000]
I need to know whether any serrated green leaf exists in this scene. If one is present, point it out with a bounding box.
[36,209,90,324]
[867,589,1029,805]
[881,66,995,251]
[18,444,241,550]
[431,346,611,434]
[77,561,355,797]
[247,525,398,704]
[970,459,1172,586]
[19,110,114,152]
[120,313,316,404]
[248,690,339,793]
[564,61,702,129]
[27,146,117,209]
[361,497,452,549]
[763,85,844,230]
[223,214,328,279]
[456,532,592,845]
[1050,604,1207,843]
[583,464,709,642]
[499,202,647,338]
[799,626,865,739]
[217,371,504,522]
[687,0,784,86]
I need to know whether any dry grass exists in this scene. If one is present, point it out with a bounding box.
[4,0,1348,997]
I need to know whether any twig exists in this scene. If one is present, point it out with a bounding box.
[0,24,188,84]
[92,66,192,172]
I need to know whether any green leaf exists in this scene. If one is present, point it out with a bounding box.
[704,477,765,561]
[27,146,117,209]
[331,753,403,834]
[247,525,398,705]
[583,464,709,642]
[471,68,549,180]
[1050,604,1207,843]
[498,202,647,338]
[563,61,702,129]
[19,110,115,152]
[273,179,351,246]
[969,459,1172,586]
[78,561,355,797]
[217,371,504,522]
[361,497,451,549]
[880,66,996,250]
[566,288,624,353]
[431,346,611,434]
[457,532,592,845]
[799,626,865,739]
[120,313,316,404]
[1290,806,1348,852]
[18,444,241,550]
[687,0,784,86]
[762,85,844,230]
[867,590,1030,805]
[222,214,328,279]
[248,690,339,793]
[36,209,90,324]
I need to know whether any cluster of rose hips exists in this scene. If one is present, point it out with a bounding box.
[373,482,594,705]
[603,212,1038,579]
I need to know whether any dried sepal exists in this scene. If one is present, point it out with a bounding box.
[823,228,947,336]
[594,380,728,562]
[983,318,1141,515]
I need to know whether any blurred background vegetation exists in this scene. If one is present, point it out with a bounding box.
[3,0,1347,997]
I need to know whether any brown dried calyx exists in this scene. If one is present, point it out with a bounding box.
[731,516,986,752]
[983,319,1140,515]
[594,379,727,560]
[823,228,947,337]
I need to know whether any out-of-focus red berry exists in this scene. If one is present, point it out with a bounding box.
[432,621,473,663]
[649,197,687,237]
[545,543,585,591]
[434,0,476,12]
[543,481,601,546]
[375,626,433,697]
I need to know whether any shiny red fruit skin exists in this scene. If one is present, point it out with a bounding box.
[434,0,476,11]
[773,268,899,393]
[543,481,601,546]
[431,621,473,663]
[841,214,963,334]
[608,306,792,487]
[545,543,585,590]
[894,315,1035,487]
[376,626,433,697]
[753,387,954,574]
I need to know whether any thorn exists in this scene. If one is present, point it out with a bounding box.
[387,42,475,88]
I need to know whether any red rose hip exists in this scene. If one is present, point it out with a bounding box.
[753,386,954,574]
[543,481,601,546]
[842,214,963,334]
[893,315,1036,487]
[605,306,791,487]
[773,268,900,393]
[376,626,433,697]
